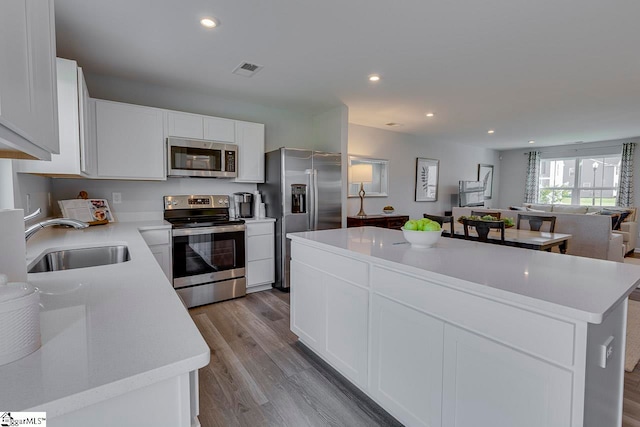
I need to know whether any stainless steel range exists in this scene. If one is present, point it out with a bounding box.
[164,195,246,308]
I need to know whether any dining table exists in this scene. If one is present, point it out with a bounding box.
[448,223,572,253]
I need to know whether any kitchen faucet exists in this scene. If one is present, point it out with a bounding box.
[24,208,89,241]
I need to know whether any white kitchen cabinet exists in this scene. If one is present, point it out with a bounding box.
[245,220,275,292]
[95,100,165,180]
[290,242,369,389]
[442,324,572,427]
[0,0,58,160]
[203,116,235,142]
[166,111,235,144]
[16,58,96,176]
[166,111,204,139]
[370,294,444,427]
[139,228,172,281]
[234,121,265,183]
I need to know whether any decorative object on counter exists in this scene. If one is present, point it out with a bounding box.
[77,190,88,199]
[401,218,442,248]
[58,198,114,225]
[478,164,494,199]
[253,190,262,219]
[415,158,439,202]
[382,205,395,214]
[0,274,41,366]
[352,163,373,218]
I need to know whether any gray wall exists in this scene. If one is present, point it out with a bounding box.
[498,137,640,208]
[347,124,500,219]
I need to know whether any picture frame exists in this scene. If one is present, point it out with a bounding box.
[415,158,439,202]
[478,164,494,200]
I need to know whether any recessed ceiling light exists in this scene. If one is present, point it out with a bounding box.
[528,140,535,144]
[200,17,219,28]
[425,113,435,117]
[368,74,381,82]
[487,129,495,134]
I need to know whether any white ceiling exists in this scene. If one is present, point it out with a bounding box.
[54,0,640,150]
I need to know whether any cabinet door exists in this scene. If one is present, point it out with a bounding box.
[442,324,572,427]
[290,260,325,351]
[95,100,165,180]
[370,294,444,427]
[166,111,204,139]
[234,121,265,183]
[0,0,58,159]
[78,68,96,176]
[203,116,235,142]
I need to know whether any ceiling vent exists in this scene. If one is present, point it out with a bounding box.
[385,122,403,127]
[232,62,264,78]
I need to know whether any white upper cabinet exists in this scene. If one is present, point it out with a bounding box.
[0,0,58,160]
[166,111,204,140]
[203,117,235,142]
[95,100,165,180]
[234,121,265,183]
[167,111,236,143]
[16,58,95,177]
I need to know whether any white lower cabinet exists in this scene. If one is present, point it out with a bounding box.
[95,100,165,180]
[442,324,572,427]
[370,294,444,427]
[246,220,275,292]
[290,241,590,427]
[139,228,172,280]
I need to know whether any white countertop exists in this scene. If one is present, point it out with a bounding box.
[288,227,640,323]
[0,221,209,416]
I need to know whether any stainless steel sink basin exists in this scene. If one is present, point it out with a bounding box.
[28,245,131,273]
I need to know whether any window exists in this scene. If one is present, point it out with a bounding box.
[538,155,621,206]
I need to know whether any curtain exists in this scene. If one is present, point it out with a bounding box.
[617,142,635,207]
[524,151,540,203]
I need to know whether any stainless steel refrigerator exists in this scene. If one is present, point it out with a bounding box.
[258,148,342,289]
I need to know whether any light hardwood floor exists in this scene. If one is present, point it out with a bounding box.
[191,288,640,426]
[189,290,401,427]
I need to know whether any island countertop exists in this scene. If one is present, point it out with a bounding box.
[287,226,640,323]
[0,221,209,417]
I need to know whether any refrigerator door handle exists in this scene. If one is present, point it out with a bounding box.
[313,169,319,229]
[306,168,314,230]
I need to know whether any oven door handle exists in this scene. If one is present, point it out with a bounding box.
[172,224,246,237]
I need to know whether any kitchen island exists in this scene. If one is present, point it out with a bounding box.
[0,222,209,427]
[287,226,640,427]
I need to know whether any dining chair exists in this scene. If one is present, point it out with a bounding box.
[423,214,454,237]
[462,218,505,244]
[471,210,501,219]
[516,214,556,232]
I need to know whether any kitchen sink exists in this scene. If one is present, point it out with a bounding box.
[28,245,131,273]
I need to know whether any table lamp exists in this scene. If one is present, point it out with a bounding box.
[351,163,373,218]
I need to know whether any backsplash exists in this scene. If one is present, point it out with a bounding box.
[51,178,257,221]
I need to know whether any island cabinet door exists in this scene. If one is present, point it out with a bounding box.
[442,324,573,427]
[290,259,326,351]
[370,294,444,427]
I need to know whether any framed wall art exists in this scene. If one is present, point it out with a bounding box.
[478,164,494,199]
[415,158,439,202]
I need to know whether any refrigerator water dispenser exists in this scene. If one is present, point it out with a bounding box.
[291,184,307,214]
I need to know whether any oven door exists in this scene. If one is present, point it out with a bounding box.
[171,224,245,288]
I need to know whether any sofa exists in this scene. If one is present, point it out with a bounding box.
[521,204,637,256]
[452,206,627,262]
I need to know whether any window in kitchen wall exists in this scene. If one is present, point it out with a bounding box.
[538,154,621,205]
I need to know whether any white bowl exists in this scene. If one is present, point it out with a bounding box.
[401,228,442,248]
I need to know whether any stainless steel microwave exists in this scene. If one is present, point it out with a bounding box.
[167,137,238,178]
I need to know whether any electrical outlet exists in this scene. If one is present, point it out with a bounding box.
[112,192,122,204]
[599,336,615,368]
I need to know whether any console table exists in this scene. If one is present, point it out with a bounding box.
[347,214,408,230]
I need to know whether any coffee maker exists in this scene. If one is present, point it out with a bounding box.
[233,192,253,218]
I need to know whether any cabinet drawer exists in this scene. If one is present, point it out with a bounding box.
[246,222,273,237]
[140,229,171,246]
[247,258,274,286]
[247,234,274,261]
